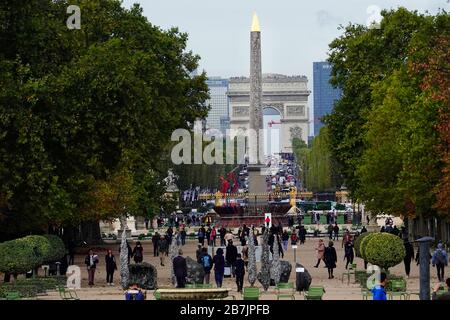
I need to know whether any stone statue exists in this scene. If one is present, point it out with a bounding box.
[169,233,181,286]
[186,257,205,284]
[246,233,257,286]
[119,216,130,289]
[128,263,157,289]
[270,234,281,285]
[257,229,271,291]
[295,263,312,292]
[164,169,179,192]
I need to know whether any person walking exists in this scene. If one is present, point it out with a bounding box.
[198,225,206,246]
[235,254,245,292]
[281,230,289,252]
[132,241,144,263]
[344,236,354,269]
[327,224,333,240]
[210,227,217,246]
[290,230,298,246]
[333,223,339,241]
[403,240,415,277]
[213,248,225,288]
[173,249,187,288]
[219,226,227,246]
[84,249,99,286]
[152,232,160,257]
[372,272,388,300]
[196,244,203,263]
[180,228,187,246]
[200,247,213,284]
[314,239,325,268]
[226,239,238,277]
[299,225,306,245]
[432,242,449,282]
[342,230,351,248]
[324,241,337,279]
[158,235,169,266]
[105,249,117,286]
[205,227,211,246]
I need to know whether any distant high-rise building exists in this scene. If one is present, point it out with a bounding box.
[313,62,342,135]
[205,77,229,134]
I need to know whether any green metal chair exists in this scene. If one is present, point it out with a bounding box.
[185,284,196,289]
[57,285,80,300]
[304,286,325,300]
[341,263,357,285]
[5,291,21,300]
[276,282,295,300]
[362,288,373,300]
[243,287,260,300]
[387,279,408,300]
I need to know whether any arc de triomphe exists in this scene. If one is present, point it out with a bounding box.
[227,73,311,153]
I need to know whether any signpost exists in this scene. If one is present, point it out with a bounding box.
[264,213,272,228]
[292,245,298,264]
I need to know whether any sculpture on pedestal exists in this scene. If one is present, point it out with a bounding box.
[257,229,271,291]
[270,234,281,285]
[119,216,130,289]
[246,232,257,286]
[169,232,181,286]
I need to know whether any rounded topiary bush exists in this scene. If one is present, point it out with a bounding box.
[354,232,373,258]
[43,235,66,263]
[21,235,52,264]
[359,232,378,260]
[0,239,42,275]
[365,232,405,271]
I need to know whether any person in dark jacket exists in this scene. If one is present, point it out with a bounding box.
[196,244,203,263]
[344,237,355,269]
[219,226,227,246]
[152,232,160,257]
[299,225,306,244]
[403,240,415,277]
[432,243,449,282]
[68,240,76,265]
[173,249,187,288]
[158,235,169,266]
[213,248,225,288]
[200,247,213,284]
[333,223,339,241]
[84,249,99,286]
[225,240,238,277]
[235,254,245,292]
[324,241,337,279]
[132,241,144,263]
[105,249,117,286]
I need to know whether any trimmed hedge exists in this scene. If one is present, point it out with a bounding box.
[0,238,43,275]
[365,233,405,270]
[359,232,379,260]
[43,235,66,263]
[354,232,373,258]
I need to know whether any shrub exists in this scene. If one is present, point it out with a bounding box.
[354,232,373,258]
[21,235,52,264]
[43,235,66,263]
[359,232,378,260]
[365,233,406,271]
[0,238,42,275]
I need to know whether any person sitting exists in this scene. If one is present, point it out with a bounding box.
[432,278,450,300]
[125,283,146,300]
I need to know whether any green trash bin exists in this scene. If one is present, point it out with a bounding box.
[337,215,345,224]
[320,215,327,224]
[303,215,312,225]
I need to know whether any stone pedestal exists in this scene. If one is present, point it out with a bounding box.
[117,229,132,239]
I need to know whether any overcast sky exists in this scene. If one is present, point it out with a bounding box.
[121,0,445,80]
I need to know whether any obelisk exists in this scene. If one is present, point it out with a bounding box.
[249,12,264,164]
[248,13,267,202]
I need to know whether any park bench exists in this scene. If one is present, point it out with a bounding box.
[276,282,295,300]
[341,263,357,285]
[57,285,80,300]
[5,291,21,300]
[304,286,325,300]
[243,287,260,300]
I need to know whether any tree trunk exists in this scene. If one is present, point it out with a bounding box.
[4,273,11,282]
[80,221,102,245]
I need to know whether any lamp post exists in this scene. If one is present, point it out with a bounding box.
[416,236,434,300]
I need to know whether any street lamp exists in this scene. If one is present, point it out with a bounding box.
[415,236,434,300]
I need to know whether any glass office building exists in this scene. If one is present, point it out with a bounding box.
[205,77,229,135]
[313,62,342,136]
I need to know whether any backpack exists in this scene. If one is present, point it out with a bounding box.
[202,255,211,268]
[436,250,447,265]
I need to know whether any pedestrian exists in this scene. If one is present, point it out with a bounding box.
[173,249,187,288]
[224,230,234,243]
[342,230,351,248]
[206,227,211,246]
[333,223,339,241]
[225,239,238,277]
[324,241,337,279]
[210,226,217,246]
[213,248,225,288]
[327,224,333,240]
[180,227,187,246]
[105,249,117,286]
[241,240,249,269]
[360,226,367,234]
[144,218,149,230]
[403,240,415,277]
[152,232,160,257]
[290,230,298,246]
[84,249,99,286]
[432,242,449,282]
[344,237,354,269]
[299,225,306,244]
[372,272,388,300]
[200,247,213,284]
[125,283,146,300]
[281,230,289,252]
[198,225,205,246]
[167,226,173,245]
[235,254,245,292]
[158,235,169,266]
[196,244,203,263]
[314,239,325,268]
[219,226,226,246]
[132,241,144,263]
